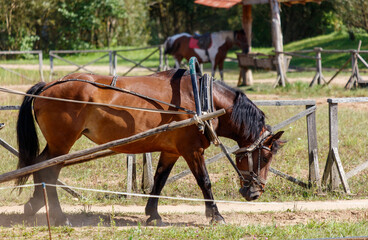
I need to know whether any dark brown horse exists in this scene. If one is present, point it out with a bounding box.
[164,30,249,80]
[16,70,283,226]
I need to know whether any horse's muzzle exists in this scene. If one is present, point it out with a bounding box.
[239,185,262,201]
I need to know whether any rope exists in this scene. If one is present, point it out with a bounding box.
[0,182,278,205]
[0,87,193,115]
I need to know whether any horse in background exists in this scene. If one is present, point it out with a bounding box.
[164,30,249,81]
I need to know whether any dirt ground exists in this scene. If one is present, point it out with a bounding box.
[1,199,368,227]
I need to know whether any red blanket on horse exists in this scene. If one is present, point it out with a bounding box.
[189,37,212,49]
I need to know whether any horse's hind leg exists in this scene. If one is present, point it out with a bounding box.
[145,152,179,225]
[24,145,72,226]
[24,148,49,216]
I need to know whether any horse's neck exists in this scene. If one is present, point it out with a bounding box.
[212,82,236,110]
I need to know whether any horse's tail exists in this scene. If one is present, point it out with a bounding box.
[16,82,46,186]
[163,37,171,54]
[164,37,176,55]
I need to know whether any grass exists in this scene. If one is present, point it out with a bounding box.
[1,30,368,77]
[1,31,368,238]
[0,220,367,239]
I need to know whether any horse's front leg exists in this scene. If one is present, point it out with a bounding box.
[219,60,224,81]
[145,152,179,226]
[183,150,225,224]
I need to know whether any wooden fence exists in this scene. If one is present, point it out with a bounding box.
[0,51,44,82]
[322,97,368,194]
[3,98,368,196]
[141,100,320,191]
[279,46,368,89]
[49,45,164,80]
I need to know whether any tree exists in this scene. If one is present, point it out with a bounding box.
[334,0,368,33]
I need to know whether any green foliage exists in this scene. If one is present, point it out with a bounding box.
[0,0,150,51]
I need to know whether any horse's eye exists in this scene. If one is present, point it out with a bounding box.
[262,157,269,163]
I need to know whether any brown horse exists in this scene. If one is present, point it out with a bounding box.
[164,30,249,80]
[16,70,283,226]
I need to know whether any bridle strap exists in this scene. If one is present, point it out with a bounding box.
[234,130,271,154]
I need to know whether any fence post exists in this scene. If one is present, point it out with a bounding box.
[306,104,321,190]
[38,51,44,82]
[113,51,117,76]
[126,154,137,198]
[109,51,113,75]
[310,47,325,86]
[141,153,154,193]
[158,45,163,72]
[49,53,54,81]
[322,101,351,193]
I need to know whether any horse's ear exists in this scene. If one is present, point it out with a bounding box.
[265,131,285,154]
[272,131,284,141]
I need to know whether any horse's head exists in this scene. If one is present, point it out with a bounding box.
[235,130,284,201]
[233,30,249,54]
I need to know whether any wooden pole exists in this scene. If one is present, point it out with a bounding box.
[0,109,225,184]
[142,153,154,193]
[239,4,253,86]
[38,51,44,82]
[49,54,54,81]
[270,0,287,87]
[306,105,321,190]
[42,183,52,240]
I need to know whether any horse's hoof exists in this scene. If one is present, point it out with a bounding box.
[146,217,165,226]
[24,201,38,216]
[54,217,72,227]
[210,216,226,225]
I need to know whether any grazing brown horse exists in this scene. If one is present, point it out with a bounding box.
[16,70,283,226]
[164,30,249,80]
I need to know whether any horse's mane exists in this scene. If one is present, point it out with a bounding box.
[214,81,265,141]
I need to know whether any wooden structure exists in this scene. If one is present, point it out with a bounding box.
[279,46,368,88]
[323,97,368,193]
[0,51,44,82]
[195,0,323,87]
[164,99,321,190]
[49,46,164,80]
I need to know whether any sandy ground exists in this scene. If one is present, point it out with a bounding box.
[0,199,368,227]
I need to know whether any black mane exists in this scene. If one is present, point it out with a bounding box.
[215,81,265,141]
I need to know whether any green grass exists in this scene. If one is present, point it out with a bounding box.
[1,32,368,237]
[1,30,368,76]
[0,220,367,239]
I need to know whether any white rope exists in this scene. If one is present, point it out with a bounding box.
[0,87,192,115]
[0,182,277,205]
[0,183,42,190]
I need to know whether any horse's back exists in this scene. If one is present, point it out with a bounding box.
[33,71,200,154]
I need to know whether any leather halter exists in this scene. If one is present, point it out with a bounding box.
[233,130,271,189]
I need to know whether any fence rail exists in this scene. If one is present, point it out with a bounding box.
[0,50,44,82]
[49,45,164,80]
[276,45,368,88]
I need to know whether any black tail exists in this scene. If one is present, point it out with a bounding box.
[16,82,46,186]
[164,37,177,55]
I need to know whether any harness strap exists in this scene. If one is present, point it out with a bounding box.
[111,75,118,87]
[41,78,195,115]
